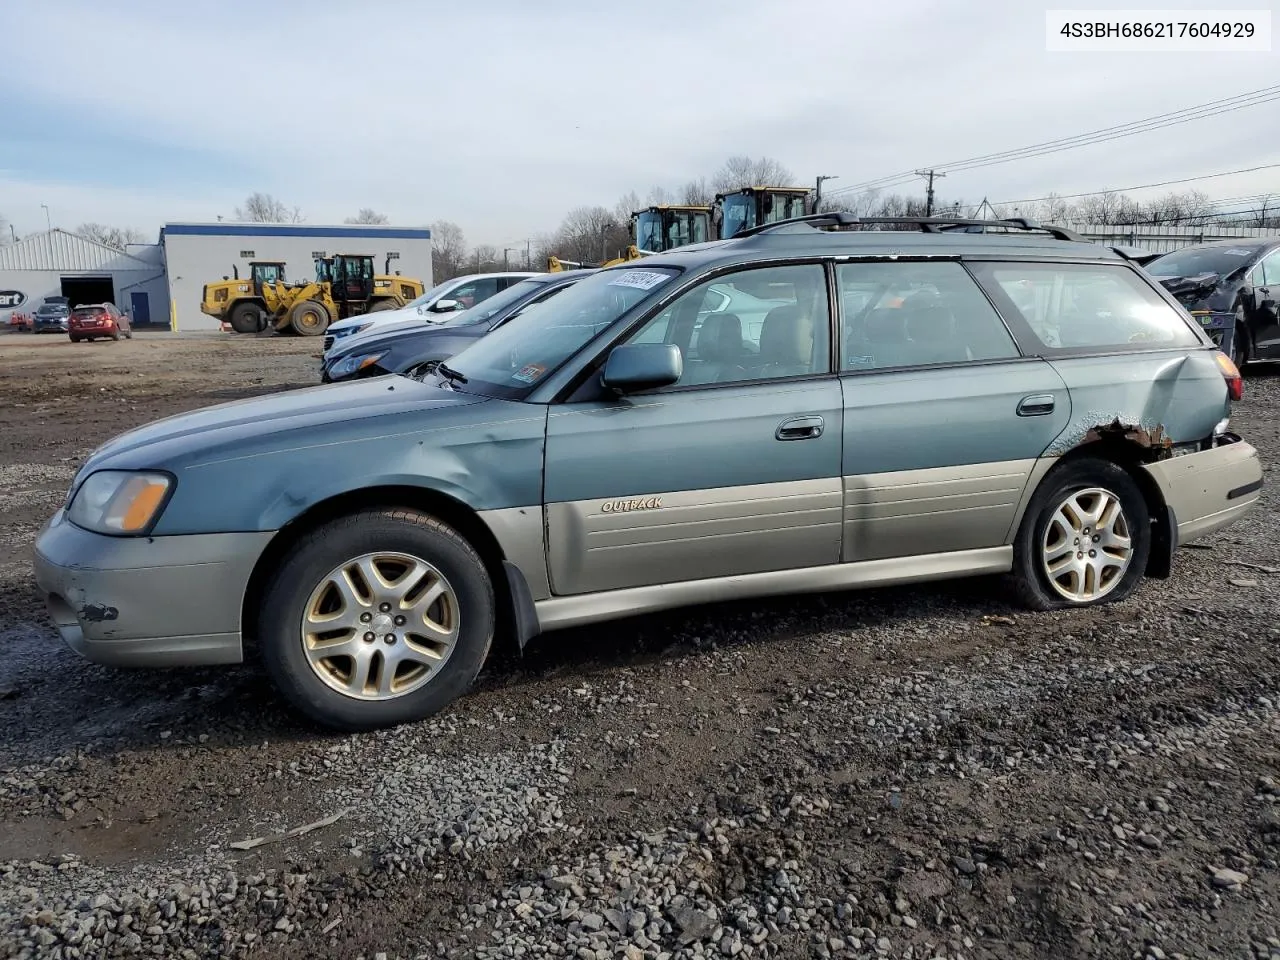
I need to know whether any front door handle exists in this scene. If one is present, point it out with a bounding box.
[1017,394,1056,417]
[776,415,824,440]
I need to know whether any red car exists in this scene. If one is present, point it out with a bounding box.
[69,303,132,342]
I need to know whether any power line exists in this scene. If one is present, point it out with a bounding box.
[985,162,1280,208]
[826,84,1280,199]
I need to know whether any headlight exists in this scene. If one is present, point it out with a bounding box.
[334,323,370,340]
[67,471,172,535]
[331,351,389,379]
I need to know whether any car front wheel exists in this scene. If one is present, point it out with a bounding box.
[259,508,495,731]
[1011,458,1150,610]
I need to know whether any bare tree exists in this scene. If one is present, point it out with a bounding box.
[614,190,643,225]
[344,208,390,225]
[233,192,304,223]
[0,213,13,245]
[711,156,795,194]
[76,223,145,250]
[429,220,468,280]
[553,205,625,264]
[681,178,713,206]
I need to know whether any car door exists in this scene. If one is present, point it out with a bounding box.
[1249,250,1280,356]
[542,262,845,596]
[836,260,1071,562]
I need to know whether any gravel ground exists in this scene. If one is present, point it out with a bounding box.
[0,330,1278,960]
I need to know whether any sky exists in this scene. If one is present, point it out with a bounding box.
[1,0,1278,249]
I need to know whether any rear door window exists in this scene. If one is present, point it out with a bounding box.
[837,261,1020,370]
[970,262,1201,353]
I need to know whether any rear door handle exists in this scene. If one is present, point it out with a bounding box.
[776,415,824,440]
[1017,394,1056,417]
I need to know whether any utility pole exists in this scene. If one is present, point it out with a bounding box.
[503,248,513,270]
[814,175,838,212]
[914,169,945,216]
[525,239,532,270]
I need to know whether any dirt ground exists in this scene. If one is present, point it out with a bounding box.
[1,330,1278,960]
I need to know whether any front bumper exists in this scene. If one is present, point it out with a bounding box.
[33,511,273,667]
[1143,434,1263,547]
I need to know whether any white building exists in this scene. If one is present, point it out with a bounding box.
[0,229,167,326]
[160,222,433,331]
[0,222,434,333]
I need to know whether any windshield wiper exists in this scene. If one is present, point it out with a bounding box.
[435,362,469,385]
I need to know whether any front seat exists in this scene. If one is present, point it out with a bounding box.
[686,312,747,384]
[755,305,815,379]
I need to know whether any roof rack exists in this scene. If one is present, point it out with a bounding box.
[732,212,1087,243]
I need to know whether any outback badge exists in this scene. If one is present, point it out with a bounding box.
[601,496,662,514]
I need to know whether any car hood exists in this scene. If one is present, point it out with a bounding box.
[327,320,483,362]
[1151,271,1240,312]
[77,375,487,476]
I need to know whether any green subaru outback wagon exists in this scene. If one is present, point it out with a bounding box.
[35,215,1262,730]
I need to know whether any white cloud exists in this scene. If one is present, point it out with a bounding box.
[2,0,1278,243]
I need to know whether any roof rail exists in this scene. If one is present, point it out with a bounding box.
[732,213,1087,243]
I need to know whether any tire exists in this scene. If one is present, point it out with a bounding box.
[1231,305,1250,369]
[111,330,121,341]
[69,335,80,343]
[367,300,399,313]
[289,299,330,337]
[1011,458,1150,611]
[258,508,495,731]
[124,330,133,340]
[229,301,265,334]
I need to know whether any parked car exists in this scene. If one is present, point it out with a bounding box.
[33,300,71,334]
[1146,238,1280,367]
[68,303,132,342]
[322,272,541,355]
[34,215,1260,731]
[322,270,596,383]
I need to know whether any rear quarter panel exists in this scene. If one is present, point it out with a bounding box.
[1045,349,1229,451]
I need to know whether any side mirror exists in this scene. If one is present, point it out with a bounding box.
[429,298,460,313]
[601,343,682,394]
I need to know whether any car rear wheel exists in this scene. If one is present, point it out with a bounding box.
[1231,305,1250,369]
[1011,458,1150,611]
[289,299,330,336]
[258,508,495,731]
[69,335,80,343]
[111,329,121,341]
[229,302,265,334]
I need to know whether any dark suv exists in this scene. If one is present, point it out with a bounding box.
[33,298,71,334]
[1146,239,1280,367]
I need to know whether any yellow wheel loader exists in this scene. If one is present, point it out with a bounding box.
[631,205,712,252]
[546,245,649,273]
[200,261,289,333]
[202,255,424,336]
[714,187,811,239]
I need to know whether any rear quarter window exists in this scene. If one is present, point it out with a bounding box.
[971,262,1202,353]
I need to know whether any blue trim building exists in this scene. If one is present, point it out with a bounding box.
[159,222,434,331]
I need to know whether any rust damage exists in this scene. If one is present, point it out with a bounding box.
[1076,419,1174,462]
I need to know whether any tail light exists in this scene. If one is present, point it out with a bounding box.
[1215,351,1243,401]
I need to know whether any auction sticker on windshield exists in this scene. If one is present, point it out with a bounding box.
[512,363,546,384]
[608,270,670,290]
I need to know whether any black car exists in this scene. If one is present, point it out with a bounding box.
[321,270,597,383]
[1146,239,1280,366]
[32,298,71,333]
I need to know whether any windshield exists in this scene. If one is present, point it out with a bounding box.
[440,279,549,328]
[406,278,469,309]
[635,211,663,252]
[36,304,68,315]
[443,267,681,398]
[720,194,754,239]
[1148,245,1262,279]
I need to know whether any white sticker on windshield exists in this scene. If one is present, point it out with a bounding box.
[608,270,669,290]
